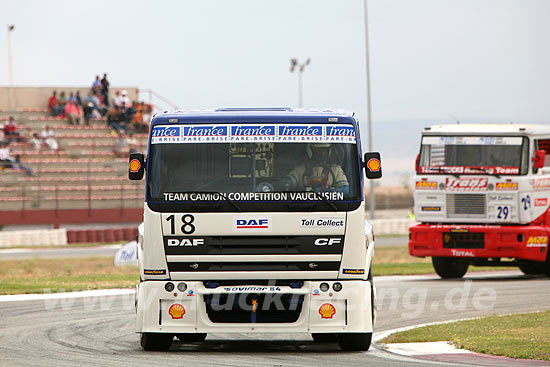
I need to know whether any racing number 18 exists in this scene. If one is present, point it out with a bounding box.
[166,214,195,234]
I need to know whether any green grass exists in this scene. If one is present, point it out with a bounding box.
[0,257,138,295]
[382,311,550,361]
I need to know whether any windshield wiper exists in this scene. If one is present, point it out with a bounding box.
[466,167,501,178]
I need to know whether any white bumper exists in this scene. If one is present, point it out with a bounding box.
[136,280,374,334]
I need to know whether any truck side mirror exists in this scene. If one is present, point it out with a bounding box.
[129,152,145,180]
[533,150,546,170]
[363,152,382,179]
[415,153,420,173]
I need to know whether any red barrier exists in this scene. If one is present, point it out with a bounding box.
[67,230,77,244]
[123,227,135,241]
[76,230,87,243]
[95,229,105,243]
[104,229,115,243]
[87,229,97,243]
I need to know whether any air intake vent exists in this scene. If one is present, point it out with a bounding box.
[446,194,486,218]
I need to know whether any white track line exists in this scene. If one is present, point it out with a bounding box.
[0,288,135,303]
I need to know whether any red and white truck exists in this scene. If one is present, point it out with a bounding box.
[409,124,550,278]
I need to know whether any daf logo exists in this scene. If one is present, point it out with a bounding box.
[314,238,342,246]
[167,238,205,247]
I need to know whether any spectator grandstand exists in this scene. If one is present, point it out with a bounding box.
[0,105,147,233]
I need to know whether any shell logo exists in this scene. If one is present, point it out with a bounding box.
[367,158,381,172]
[129,159,141,173]
[168,303,186,319]
[319,303,336,319]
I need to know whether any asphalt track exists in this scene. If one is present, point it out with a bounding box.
[1,271,549,366]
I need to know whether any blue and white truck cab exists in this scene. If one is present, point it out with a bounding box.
[129,108,382,351]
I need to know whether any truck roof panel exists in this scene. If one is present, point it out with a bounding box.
[424,123,550,135]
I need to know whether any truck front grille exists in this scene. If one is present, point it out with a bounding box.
[204,293,304,323]
[446,194,486,218]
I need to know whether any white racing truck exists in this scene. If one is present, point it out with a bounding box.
[129,108,382,351]
[410,124,550,278]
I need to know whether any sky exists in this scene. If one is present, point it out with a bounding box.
[1,0,549,185]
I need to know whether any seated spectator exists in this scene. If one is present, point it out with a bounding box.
[92,89,107,116]
[65,100,82,125]
[11,154,33,176]
[121,90,130,106]
[142,104,152,124]
[107,106,129,134]
[41,125,58,150]
[58,91,67,114]
[29,132,42,151]
[113,132,129,157]
[75,91,83,107]
[68,91,75,103]
[0,141,14,170]
[112,90,123,108]
[48,91,62,116]
[131,102,148,133]
[3,116,21,142]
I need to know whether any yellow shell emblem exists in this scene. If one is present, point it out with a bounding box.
[168,303,186,319]
[367,158,381,172]
[129,159,141,173]
[319,303,336,319]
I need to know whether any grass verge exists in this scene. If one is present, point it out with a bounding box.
[382,311,550,361]
[0,257,138,295]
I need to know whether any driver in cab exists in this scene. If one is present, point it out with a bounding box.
[282,143,349,195]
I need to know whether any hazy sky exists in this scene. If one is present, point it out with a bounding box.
[1,0,549,184]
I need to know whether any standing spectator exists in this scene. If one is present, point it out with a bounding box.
[75,91,83,107]
[101,73,110,107]
[92,75,101,91]
[65,100,82,125]
[58,92,67,114]
[41,125,58,150]
[48,91,61,116]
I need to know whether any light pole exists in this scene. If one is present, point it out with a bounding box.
[363,0,376,219]
[289,58,310,108]
[7,24,14,86]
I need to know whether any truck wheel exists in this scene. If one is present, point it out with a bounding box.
[337,333,372,351]
[176,333,207,343]
[518,262,545,275]
[140,332,173,351]
[432,257,469,279]
[312,333,337,343]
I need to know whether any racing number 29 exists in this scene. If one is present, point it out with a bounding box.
[166,214,195,234]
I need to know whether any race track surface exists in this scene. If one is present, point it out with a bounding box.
[0,271,548,366]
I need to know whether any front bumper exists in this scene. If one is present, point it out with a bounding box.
[409,224,549,262]
[136,280,374,334]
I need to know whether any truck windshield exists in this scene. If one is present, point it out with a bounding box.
[147,124,361,205]
[418,136,528,175]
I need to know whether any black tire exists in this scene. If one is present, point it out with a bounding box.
[518,261,545,275]
[176,333,207,343]
[140,332,173,351]
[432,257,469,279]
[312,333,337,343]
[337,333,372,351]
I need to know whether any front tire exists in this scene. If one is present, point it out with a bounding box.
[140,332,173,351]
[519,261,545,275]
[337,333,372,351]
[432,257,469,279]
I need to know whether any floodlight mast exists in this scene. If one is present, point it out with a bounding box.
[289,58,310,108]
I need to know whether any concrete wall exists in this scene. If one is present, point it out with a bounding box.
[0,86,139,110]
